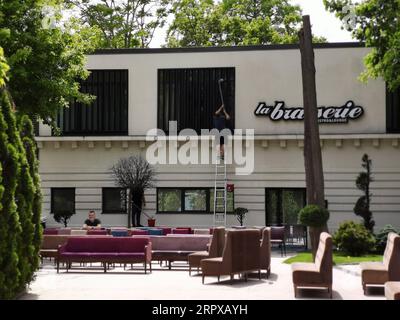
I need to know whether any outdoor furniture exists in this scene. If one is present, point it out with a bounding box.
[57,237,152,273]
[147,228,163,235]
[385,282,400,300]
[360,232,400,294]
[260,227,271,278]
[43,228,59,235]
[40,235,71,261]
[201,229,261,284]
[71,230,87,236]
[292,232,333,298]
[188,227,225,275]
[58,228,71,235]
[270,226,286,256]
[87,229,108,236]
[141,235,211,269]
[130,229,149,235]
[111,229,129,237]
[172,228,191,234]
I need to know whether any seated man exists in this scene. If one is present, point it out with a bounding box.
[83,210,102,230]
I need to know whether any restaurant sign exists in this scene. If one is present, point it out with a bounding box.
[254,100,364,124]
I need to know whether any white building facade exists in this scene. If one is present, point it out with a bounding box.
[37,43,400,231]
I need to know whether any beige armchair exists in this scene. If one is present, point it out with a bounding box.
[188,227,225,275]
[360,232,400,294]
[292,232,333,298]
[200,229,261,284]
[385,282,400,300]
[260,227,271,278]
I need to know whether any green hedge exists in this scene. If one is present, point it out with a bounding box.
[0,89,42,299]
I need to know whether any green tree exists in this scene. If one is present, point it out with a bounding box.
[354,154,375,232]
[0,0,94,127]
[167,0,326,47]
[324,0,400,91]
[0,84,22,299]
[19,115,43,280]
[72,0,170,48]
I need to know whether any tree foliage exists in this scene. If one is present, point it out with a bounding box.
[324,0,400,91]
[167,0,326,47]
[71,0,171,48]
[111,155,156,227]
[354,154,375,232]
[0,0,95,127]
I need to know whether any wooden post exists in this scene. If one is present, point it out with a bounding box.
[299,15,327,258]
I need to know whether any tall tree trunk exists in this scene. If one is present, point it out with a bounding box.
[127,188,132,228]
[299,15,327,259]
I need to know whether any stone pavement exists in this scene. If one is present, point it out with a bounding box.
[20,254,385,300]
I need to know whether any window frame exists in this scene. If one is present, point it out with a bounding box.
[56,69,129,136]
[265,187,307,226]
[157,67,235,134]
[51,188,76,214]
[386,84,400,133]
[102,187,127,214]
[157,187,234,214]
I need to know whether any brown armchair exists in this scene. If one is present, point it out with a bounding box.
[292,232,333,298]
[260,227,271,278]
[360,232,400,294]
[200,229,261,284]
[188,227,225,275]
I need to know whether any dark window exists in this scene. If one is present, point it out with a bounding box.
[157,188,234,213]
[57,69,128,135]
[102,188,127,214]
[158,68,235,134]
[387,85,400,133]
[51,188,75,214]
[265,188,306,225]
[209,188,234,213]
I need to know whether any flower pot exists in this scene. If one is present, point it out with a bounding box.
[148,219,156,227]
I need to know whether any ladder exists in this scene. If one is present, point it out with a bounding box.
[213,155,227,227]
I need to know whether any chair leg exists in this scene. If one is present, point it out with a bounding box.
[294,285,298,298]
[328,286,333,299]
[103,263,107,273]
[267,267,271,279]
[202,275,205,284]
[57,261,59,273]
[144,262,147,274]
[258,270,261,280]
[189,266,191,276]
[150,261,152,273]
[218,275,220,282]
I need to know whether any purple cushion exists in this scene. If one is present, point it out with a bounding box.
[116,238,148,252]
[60,252,119,259]
[64,237,149,253]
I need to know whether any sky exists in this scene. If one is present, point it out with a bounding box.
[151,0,354,47]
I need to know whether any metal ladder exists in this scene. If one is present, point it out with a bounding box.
[213,154,227,226]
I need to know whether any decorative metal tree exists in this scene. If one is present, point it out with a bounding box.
[111,156,156,228]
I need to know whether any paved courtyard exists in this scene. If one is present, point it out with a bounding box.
[20,253,386,300]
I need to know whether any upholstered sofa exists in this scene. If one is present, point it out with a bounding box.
[132,235,211,269]
[188,227,225,275]
[200,229,261,284]
[57,237,152,273]
[40,235,71,260]
[360,232,400,294]
[291,232,333,298]
[385,282,400,300]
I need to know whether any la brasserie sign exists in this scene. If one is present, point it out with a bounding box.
[254,100,364,124]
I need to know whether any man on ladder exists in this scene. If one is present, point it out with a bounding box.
[212,79,231,226]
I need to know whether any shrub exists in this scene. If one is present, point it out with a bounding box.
[333,221,375,256]
[53,211,75,227]
[298,205,329,227]
[375,225,399,254]
[234,207,248,226]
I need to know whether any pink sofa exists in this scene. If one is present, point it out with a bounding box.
[57,237,152,273]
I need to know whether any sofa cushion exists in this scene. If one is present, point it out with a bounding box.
[292,263,323,285]
[116,238,149,253]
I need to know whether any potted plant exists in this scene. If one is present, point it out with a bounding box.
[145,213,156,227]
[234,207,248,227]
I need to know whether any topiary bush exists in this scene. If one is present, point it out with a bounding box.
[333,221,376,256]
[298,204,330,227]
[375,225,399,254]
